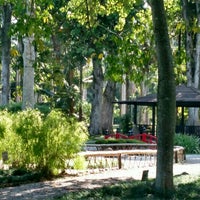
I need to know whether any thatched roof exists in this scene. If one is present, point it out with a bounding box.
[115,85,200,107]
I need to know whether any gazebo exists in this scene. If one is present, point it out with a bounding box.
[114,85,200,137]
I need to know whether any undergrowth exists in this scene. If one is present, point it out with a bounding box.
[54,176,200,200]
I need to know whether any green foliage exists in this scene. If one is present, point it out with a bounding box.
[73,155,87,170]
[175,178,200,200]
[35,103,51,116]
[95,138,143,144]
[0,168,42,187]
[0,109,88,176]
[174,134,200,154]
[0,102,22,113]
[38,110,88,175]
[119,113,133,134]
[12,109,43,167]
[55,177,200,200]
[0,111,12,139]
[0,110,23,165]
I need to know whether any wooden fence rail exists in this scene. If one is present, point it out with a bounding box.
[66,146,185,171]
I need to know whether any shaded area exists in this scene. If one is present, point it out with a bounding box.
[114,84,200,136]
[0,154,199,200]
[0,176,135,200]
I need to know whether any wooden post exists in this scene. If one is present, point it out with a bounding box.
[2,151,8,162]
[174,151,178,163]
[141,170,149,181]
[118,154,122,169]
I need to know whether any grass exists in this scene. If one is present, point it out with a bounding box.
[54,175,200,200]
[0,168,43,187]
[86,135,144,144]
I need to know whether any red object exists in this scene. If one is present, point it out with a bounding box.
[104,133,157,144]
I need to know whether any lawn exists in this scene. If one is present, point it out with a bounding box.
[54,175,200,200]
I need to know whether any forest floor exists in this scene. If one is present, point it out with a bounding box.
[0,154,199,200]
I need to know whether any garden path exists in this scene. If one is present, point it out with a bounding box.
[0,154,199,200]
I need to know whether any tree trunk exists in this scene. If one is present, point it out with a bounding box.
[89,57,103,135]
[120,75,126,115]
[1,4,12,105]
[182,0,195,86]
[191,2,200,125]
[15,69,22,102]
[22,0,35,109]
[22,36,35,109]
[195,1,200,89]
[139,81,148,124]
[182,0,200,125]
[151,0,176,197]
[79,62,83,121]
[101,81,116,134]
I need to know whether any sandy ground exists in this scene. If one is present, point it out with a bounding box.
[0,154,199,200]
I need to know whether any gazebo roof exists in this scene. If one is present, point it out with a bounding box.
[115,85,200,107]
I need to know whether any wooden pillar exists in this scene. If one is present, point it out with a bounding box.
[134,104,137,125]
[118,154,122,169]
[181,106,185,134]
[152,105,156,136]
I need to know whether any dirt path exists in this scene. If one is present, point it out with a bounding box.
[0,154,199,200]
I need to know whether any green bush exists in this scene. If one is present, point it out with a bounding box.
[0,111,22,165]
[0,102,22,113]
[119,114,133,134]
[0,110,14,159]
[174,134,200,154]
[95,138,144,144]
[73,155,87,170]
[35,103,51,116]
[12,109,43,167]
[38,110,88,175]
[0,109,88,176]
[0,110,13,139]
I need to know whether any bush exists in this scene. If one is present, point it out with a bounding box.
[0,110,13,139]
[12,109,43,167]
[174,134,200,154]
[0,109,88,176]
[0,111,22,164]
[0,102,22,113]
[38,110,88,175]
[35,103,51,116]
[73,155,87,170]
[95,138,143,144]
[118,114,133,134]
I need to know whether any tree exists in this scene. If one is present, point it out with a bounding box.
[89,56,104,135]
[101,80,116,133]
[22,0,36,109]
[181,0,200,125]
[1,3,12,105]
[150,0,176,197]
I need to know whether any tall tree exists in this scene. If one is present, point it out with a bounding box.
[150,0,176,197]
[1,3,12,105]
[89,56,104,135]
[182,0,200,125]
[101,80,116,133]
[22,0,36,109]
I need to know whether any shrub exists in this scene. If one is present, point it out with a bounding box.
[95,138,143,144]
[0,111,22,164]
[12,109,43,167]
[0,110,13,139]
[73,155,87,170]
[119,114,133,134]
[0,109,88,176]
[38,110,88,176]
[174,134,200,154]
[0,102,22,113]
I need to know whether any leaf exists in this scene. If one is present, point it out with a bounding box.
[98,53,104,59]
[10,48,20,57]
